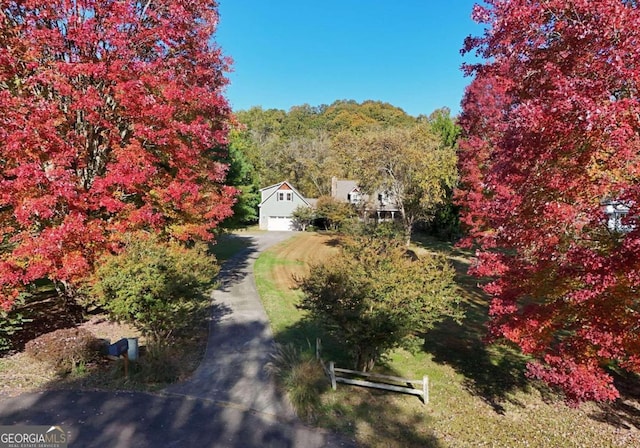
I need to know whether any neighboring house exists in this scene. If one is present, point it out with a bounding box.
[604,200,634,233]
[330,177,400,222]
[258,181,312,231]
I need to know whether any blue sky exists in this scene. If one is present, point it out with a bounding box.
[215,1,484,117]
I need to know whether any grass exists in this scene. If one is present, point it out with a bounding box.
[254,231,640,448]
[254,251,305,334]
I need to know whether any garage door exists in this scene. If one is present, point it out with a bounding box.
[267,216,293,231]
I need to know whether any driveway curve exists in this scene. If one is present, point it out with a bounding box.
[165,231,298,416]
[0,231,355,448]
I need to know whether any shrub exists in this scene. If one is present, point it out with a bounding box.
[25,327,102,373]
[314,196,357,231]
[89,233,218,347]
[346,221,405,241]
[291,205,315,231]
[136,343,181,384]
[299,235,463,371]
[265,344,327,422]
[0,311,27,354]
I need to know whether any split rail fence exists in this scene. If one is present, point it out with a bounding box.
[315,338,429,404]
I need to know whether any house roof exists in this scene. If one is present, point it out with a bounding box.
[258,181,311,207]
[333,179,359,201]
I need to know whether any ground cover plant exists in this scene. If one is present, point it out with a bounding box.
[255,232,640,447]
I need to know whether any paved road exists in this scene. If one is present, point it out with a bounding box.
[0,232,356,447]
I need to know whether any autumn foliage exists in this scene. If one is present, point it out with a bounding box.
[458,0,640,402]
[0,1,235,308]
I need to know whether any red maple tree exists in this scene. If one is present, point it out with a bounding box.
[0,1,236,308]
[458,0,640,403]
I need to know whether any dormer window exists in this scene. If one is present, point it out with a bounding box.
[348,191,361,204]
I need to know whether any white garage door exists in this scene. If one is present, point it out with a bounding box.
[267,216,293,231]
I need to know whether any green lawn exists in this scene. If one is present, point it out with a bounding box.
[254,232,639,448]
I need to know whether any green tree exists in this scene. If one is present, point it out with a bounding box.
[90,234,217,347]
[299,236,462,371]
[291,205,315,231]
[424,108,462,240]
[314,196,357,231]
[323,100,416,133]
[220,130,260,228]
[335,126,458,244]
[233,101,420,197]
[235,107,286,188]
[420,107,460,148]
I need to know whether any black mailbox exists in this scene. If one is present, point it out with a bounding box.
[108,338,129,357]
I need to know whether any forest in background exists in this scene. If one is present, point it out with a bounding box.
[225,99,460,237]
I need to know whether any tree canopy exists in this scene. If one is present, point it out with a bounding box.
[334,125,458,244]
[0,0,235,308]
[457,0,640,403]
[233,100,419,197]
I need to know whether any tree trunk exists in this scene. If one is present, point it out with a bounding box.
[402,213,414,247]
[355,346,377,372]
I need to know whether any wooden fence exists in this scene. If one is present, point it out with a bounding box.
[315,339,429,404]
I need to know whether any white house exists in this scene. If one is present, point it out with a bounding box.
[604,201,634,233]
[258,181,311,231]
[331,177,400,222]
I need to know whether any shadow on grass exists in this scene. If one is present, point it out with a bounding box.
[274,318,442,447]
[590,370,640,431]
[274,318,352,368]
[323,237,342,248]
[423,293,533,414]
[413,235,535,413]
[319,388,442,448]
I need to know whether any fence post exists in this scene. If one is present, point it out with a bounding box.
[423,375,429,404]
[316,338,321,360]
[329,361,336,390]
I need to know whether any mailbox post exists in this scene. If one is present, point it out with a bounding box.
[108,338,130,377]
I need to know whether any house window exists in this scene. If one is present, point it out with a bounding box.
[348,191,361,204]
[378,192,389,206]
[278,192,293,201]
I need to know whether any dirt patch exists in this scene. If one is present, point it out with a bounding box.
[0,314,142,397]
[78,315,143,346]
[9,297,85,352]
[271,233,341,289]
